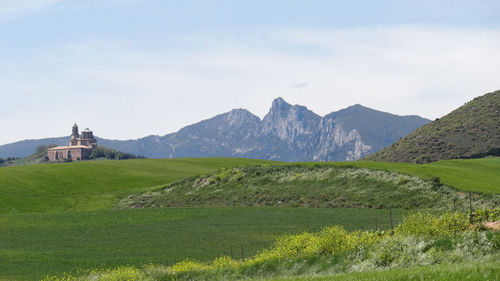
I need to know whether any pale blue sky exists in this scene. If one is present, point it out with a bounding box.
[1,0,500,144]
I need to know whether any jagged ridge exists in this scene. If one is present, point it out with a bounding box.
[0,98,429,161]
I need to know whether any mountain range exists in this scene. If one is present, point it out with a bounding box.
[367,90,500,163]
[0,98,429,162]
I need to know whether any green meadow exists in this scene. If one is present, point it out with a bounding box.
[0,158,275,213]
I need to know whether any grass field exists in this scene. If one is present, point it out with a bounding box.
[0,207,407,281]
[47,213,499,281]
[1,157,498,214]
[0,158,274,213]
[316,157,500,193]
[0,157,499,280]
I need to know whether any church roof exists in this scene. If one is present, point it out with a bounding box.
[48,145,94,151]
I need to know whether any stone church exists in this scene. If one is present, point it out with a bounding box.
[47,123,97,161]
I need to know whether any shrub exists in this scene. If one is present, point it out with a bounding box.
[212,256,239,269]
[260,226,386,260]
[471,207,500,222]
[394,212,469,236]
[89,146,142,160]
[36,144,57,153]
[169,260,207,273]
[269,232,317,257]
[430,176,442,190]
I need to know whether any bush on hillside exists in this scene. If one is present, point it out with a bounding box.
[89,146,144,160]
[36,144,57,154]
[430,176,442,190]
[470,207,500,223]
[394,212,469,236]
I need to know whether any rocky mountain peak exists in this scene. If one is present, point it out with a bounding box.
[225,109,261,128]
[262,98,321,141]
[269,97,292,115]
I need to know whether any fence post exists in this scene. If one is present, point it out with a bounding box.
[374,217,378,231]
[230,246,233,259]
[469,192,473,224]
[389,208,393,230]
[241,243,245,262]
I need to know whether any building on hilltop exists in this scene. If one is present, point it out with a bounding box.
[47,123,97,161]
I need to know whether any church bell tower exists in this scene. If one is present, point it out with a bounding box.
[70,123,80,146]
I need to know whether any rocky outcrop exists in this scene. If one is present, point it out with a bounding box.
[138,97,426,161]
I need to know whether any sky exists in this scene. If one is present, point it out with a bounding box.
[1,0,500,145]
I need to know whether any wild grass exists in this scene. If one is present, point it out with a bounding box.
[121,165,500,210]
[272,261,500,281]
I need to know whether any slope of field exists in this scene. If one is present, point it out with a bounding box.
[0,207,406,281]
[366,90,500,163]
[0,158,275,213]
[120,165,499,210]
[331,157,500,194]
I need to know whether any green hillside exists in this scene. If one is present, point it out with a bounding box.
[1,157,498,214]
[120,165,499,211]
[0,145,54,167]
[0,158,275,213]
[366,90,500,163]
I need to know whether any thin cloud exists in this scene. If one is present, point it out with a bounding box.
[291,83,308,89]
[0,0,142,22]
[0,0,62,22]
[1,25,500,144]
